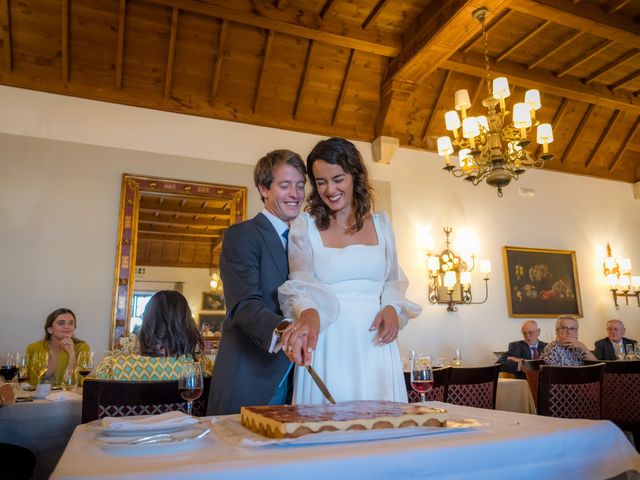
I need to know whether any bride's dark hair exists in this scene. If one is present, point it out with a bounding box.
[306,137,374,231]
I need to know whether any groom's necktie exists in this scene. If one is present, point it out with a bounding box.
[282,229,289,252]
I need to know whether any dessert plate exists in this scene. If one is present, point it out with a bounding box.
[95,425,211,455]
[87,415,197,437]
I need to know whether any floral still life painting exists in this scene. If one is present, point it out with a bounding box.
[503,246,582,317]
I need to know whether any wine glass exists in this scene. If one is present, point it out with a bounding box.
[625,343,637,361]
[76,351,94,382]
[60,368,77,391]
[410,353,434,403]
[17,353,30,386]
[31,352,50,386]
[179,362,203,416]
[452,347,462,367]
[0,352,19,383]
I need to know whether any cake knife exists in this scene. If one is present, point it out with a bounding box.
[307,365,336,404]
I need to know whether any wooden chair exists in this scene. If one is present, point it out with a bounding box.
[537,363,604,419]
[523,359,544,409]
[81,377,211,423]
[405,366,452,403]
[445,365,500,409]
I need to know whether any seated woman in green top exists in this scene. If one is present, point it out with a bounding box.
[26,308,90,385]
[94,290,213,381]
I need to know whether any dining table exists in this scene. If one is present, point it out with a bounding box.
[51,401,640,480]
[0,389,82,480]
[495,377,536,414]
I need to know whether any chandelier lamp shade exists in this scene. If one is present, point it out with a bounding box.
[437,7,554,197]
[426,227,491,312]
[603,243,640,309]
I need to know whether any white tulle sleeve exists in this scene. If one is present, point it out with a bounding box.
[278,213,339,332]
[377,211,422,329]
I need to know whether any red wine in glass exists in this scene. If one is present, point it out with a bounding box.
[411,380,433,394]
[0,365,18,382]
[77,369,93,378]
[179,388,203,402]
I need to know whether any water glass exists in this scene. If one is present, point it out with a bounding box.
[60,369,77,391]
[625,343,638,360]
[452,348,462,367]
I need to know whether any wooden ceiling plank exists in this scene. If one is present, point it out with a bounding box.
[320,0,338,20]
[527,31,584,70]
[443,52,640,115]
[362,0,390,30]
[62,0,70,84]
[560,103,594,164]
[607,0,631,15]
[164,8,179,100]
[584,49,640,84]
[584,109,620,168]
[293,40,314,120]
[146,0,399,57]
[1,0,12,72]
[462,9,511,54]
[610,68,640,92]
[557,40,614,78]
[470,77,489,110]
[420,70,451,142]
[253,30,274,113]
[210,19,228,105]
[496,20,551,63]
[609,115,640,172]
[510,0,640,49]
[115,0,127,90]
[384,0,512,85]
[332,49,355,126]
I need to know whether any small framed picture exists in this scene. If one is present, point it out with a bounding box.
[202,291,225,311]
[503,246,582,318]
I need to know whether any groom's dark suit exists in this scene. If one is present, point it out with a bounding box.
[497,340,547,379]
[207,213,292,415]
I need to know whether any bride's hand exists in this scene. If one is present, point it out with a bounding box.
[370,305,399,345]
[281,309,320,366]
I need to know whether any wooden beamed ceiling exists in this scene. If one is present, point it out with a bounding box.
[1,0,639,183]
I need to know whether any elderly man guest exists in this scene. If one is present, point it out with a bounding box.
[593,319,637,360]
[497,320,548,379]
[541,316,597,366]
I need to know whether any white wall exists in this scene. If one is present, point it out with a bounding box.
[1,86,639,365]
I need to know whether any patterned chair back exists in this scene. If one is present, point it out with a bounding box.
[596,360,640,429]
[446,365,500,410]
[405,367,452,403]
[537,363,604,419]
[81,377,211,423]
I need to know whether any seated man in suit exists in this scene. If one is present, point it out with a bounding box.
[593,319,637,360]
[497,320,547,379]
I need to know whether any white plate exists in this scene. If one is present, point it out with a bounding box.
[95,425,210,455]
[87,416,197,437]
[211,414,485,447]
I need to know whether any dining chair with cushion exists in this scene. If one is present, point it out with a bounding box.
[81,377,211,423]
[445,365,500,410]
[405,366,452,403]
[537,363,604,419]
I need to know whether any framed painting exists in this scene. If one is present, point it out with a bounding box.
[202,291,225,311]
[198,310,226,335]
[503,246,582,318]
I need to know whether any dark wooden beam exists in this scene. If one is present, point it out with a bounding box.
[527,31,584,70]
[319,0,338,20]
[609,115,640,172]
[332,49,355,126]
[362,0,389,30]
[462,9,511,54]
[583,49,639,85]
[115,0,127,89]
[556,40,613,78]
[496,20,550,63]
[560,103,594,164]
[607,0,631,15]
[420,70,451,142]
[609,68,640,92]
[164,8,179,100]
[584,109,620,168]
[293,40,314,120]
[254,30,274,113]
[209,19,228,104]
[536,97,569,158]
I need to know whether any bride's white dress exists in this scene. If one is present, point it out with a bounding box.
[278,212,421,405]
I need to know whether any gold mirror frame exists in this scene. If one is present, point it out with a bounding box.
[109,174,247,349]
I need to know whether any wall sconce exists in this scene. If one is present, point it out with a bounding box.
[604,243,640,309]
[426,227,490,312]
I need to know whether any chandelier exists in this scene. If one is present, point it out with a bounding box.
[426,227,491,312]
[436,7,554,197]
[604,243,640,308]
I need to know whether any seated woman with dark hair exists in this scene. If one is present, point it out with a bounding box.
[26,308,90,385]
[94,290,213,380]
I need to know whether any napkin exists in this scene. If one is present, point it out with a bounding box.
[45,391,83,402]
[101,411,199,430]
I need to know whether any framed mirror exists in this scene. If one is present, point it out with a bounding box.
[109,174,247,349]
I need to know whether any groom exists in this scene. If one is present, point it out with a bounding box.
[207,149,307,415]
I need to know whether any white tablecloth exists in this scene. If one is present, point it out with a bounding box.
[0,393,82,479]
[495,378,536,414]
[52,401,640,480]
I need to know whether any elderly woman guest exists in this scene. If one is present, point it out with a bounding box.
[278,137,421,404]
[93,290,213,380]
[541,315,597,366]
[25,308,90,385]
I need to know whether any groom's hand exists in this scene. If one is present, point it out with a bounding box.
[281,309,320,366]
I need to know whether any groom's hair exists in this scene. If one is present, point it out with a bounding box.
[254,149,306,202]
